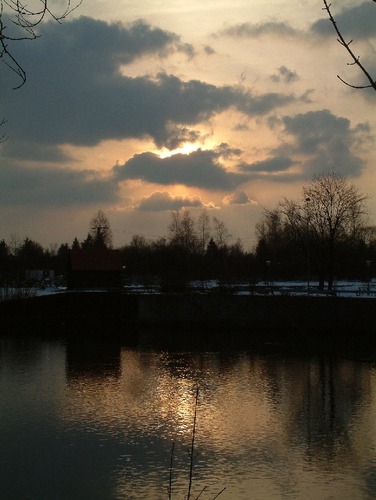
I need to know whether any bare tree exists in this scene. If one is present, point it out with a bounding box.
[8,232,22,256]
[256,209,284,248]
[0,1,82,142]
[255,208,287,266]
[197,209,211,254]
[130,234,149,251]
[89,209,113,248]
[168,210,198,252]
[322,0,376,91]
[168,211,182,245]
[280,173,368,290]
[212,216,230,248]
[0,0,82,88]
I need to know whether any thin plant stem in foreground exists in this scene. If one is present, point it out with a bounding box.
[168,441,174,500]
[187,386,199,500]
[168,386,226,499]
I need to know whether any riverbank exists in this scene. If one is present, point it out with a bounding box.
[1,291,376,358]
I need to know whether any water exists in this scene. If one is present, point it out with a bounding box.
[1,335,376,499]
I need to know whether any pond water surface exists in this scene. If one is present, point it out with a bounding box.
[1,335,376,499]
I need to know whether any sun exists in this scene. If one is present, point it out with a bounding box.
[158,143,201,158]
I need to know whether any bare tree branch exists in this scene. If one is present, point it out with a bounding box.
[0,0,83,89]
[322,0,376,91]
[0,117,8,142]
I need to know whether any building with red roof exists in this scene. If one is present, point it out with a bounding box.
[67,249,123,290]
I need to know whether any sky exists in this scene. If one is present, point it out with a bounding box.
[1,0,376,250]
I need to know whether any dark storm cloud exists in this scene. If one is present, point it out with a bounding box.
[311,2,376,39]
[218,21,299,38]
[1,16,298,157]
[113,149,247,190]
[281,109,369,177]
[137,191,204,211]
[0,163,117,206]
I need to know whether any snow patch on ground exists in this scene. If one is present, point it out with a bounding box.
[2,279,376,301]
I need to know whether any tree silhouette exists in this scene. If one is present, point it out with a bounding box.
[71,237,80,250]
[197,209,211,254]
[168,210,198,252]
[212,217,230,248]
[17,237,45,270]
[89,210,113,248]
[280,173,368,289]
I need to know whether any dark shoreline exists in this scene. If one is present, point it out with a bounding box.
[1,291,376,359]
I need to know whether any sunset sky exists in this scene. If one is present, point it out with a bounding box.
[1,0,375,249]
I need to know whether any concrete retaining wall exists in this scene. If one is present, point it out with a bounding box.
[1,292,376,356]
[137,293,376,356]
[138,293,376,333]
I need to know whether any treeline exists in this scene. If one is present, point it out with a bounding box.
[256,215,376,283]
[255,173,376,289]
[0,210,256,287]
[1,174,376,288]
[121,217,254,289]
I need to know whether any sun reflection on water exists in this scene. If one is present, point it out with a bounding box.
[57,344,376,499]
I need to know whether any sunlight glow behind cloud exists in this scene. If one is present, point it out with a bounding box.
[0,0,375,247]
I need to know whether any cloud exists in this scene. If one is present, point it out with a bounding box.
[111,107,371,189]
[240,156,297,173]
[112,109,369,189]
[0,163,117,206]
[218,21,299,39]
[271,66,299,84]
[311,3,376,94]
[222,5,376,42]
[238,89,296,116]
[233,123,249,132]
[280,109,370,177]
[1,141,74,163]
[214,143,243,158]
[136,191,204,211]
[235,109,371,182]
[113,149,248,190]
[1,15,298,159]
[203,45,216,55]
[311,2,376,39]
[223,191,257,205]
[43,16,180,66]
[177,42,196,59]
[160,126,202,151]
[2,17,181,147]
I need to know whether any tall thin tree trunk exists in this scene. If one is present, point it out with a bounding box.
[327,239,335,291]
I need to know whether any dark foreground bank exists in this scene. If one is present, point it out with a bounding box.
[1,291,376,358]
